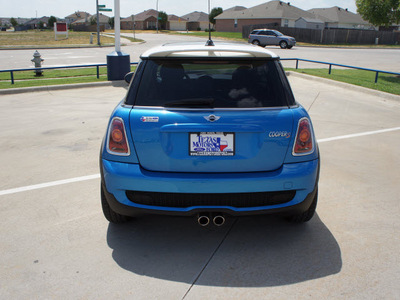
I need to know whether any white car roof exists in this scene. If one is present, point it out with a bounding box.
[140,42,279,59]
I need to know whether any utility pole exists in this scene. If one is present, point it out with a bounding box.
[106,0,130,80]
[114,0,121,52]
[96,0,100,45]
[132,15,135,40]
[156,0,159,33]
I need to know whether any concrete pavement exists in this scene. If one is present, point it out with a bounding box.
[0,76,399,299]
[1,32,399,71]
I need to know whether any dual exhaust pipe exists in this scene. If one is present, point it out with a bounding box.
[197,213,225,227]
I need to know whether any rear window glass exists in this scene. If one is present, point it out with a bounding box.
[134,59,291,108]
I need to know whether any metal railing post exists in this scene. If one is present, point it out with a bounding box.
[329,64,332,75]
[10,71,14,84]
[96,66,100,79]
[375,71,379,83]
[296,59,299,69]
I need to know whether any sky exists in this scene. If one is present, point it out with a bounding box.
[2,0,358,19]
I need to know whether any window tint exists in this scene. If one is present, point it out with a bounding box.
[134,59,291,108]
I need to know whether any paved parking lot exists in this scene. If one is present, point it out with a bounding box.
[0,76,399,299]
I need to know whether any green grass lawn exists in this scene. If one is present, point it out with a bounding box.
[1,64,398,95]
[287,68,400,95]
[166,30,246,42]
[0,30,115,47]
[0,66,136,89]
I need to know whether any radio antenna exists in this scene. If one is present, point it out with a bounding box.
[206,0,214,46]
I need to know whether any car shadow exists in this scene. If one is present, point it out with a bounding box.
[107,213,341,287]
[111,80,129,90]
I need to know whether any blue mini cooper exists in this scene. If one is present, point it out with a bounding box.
[100,42,320,226]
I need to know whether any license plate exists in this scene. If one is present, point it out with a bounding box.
[189,132,235,156]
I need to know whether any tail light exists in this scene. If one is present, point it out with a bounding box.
[107,117,130,156]
[293,117,314,156]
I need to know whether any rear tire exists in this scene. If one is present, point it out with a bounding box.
[101,184,130,224]
[287,187,318,223]
[252,40,261,46]
[279,41,288,49]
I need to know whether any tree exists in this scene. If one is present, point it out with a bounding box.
[356,0,400,27]
[90,16,97,25]
[158,11,168,30]
[37,21,44,29]
[209,7,223,28]
[10,17,18,27]
[108,17,115,29]
[48,16,57,28]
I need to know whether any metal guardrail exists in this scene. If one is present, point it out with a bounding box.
[0,62,138,85]
[280,58,400,83]
[1,60,399,85]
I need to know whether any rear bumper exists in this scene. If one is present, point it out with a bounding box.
[101,158,319,216]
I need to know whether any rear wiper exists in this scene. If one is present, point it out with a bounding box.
[164,98,214,108]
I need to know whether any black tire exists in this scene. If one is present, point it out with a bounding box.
[101,184,130,224]
[287,187,318,223]
[279,41,288,49]
[287,45,293,49]
[252,39,261,46]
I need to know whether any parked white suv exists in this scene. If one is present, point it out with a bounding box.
[248,29,296,49]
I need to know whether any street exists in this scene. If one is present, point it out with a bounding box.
[1,32,399,71]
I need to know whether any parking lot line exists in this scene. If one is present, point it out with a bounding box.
[0,126,399,197]
[317,127,400,143]
[0,174,100,196]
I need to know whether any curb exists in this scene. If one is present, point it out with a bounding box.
[286,71,400,101]
[0,81,127,95]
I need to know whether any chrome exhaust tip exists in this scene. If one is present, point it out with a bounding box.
[197,214,210,226]
[213,215,225,226]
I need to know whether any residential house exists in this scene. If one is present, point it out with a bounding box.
[65,11,91,25]
[120,15,135,30]
[24,16,50,29]
[121,9,158,30]
[71,13,110,31]
[0,17,30,27]
[181,11,209,31]
[215,1,318,32]
[168,14,187,31]
[295,17,324,30]
[308,7,374,29]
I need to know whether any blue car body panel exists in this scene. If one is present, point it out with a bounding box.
[100,43,319,219]
[129,107,294,173]
[101,158,318,213]
[100,102,319,215]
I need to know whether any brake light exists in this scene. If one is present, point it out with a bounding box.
[293,117,314,156]
[107,117,130,155]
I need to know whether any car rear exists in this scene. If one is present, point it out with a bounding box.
[100,42,319,224]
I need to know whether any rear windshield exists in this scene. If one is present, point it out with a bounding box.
[134,59,292,108]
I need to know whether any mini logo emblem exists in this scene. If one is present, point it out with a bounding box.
[204,115,220,122]
[140,116,159,122]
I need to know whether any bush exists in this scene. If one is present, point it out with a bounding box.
[205,28,215,32]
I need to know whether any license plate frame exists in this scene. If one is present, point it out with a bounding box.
[189,132,235,156]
